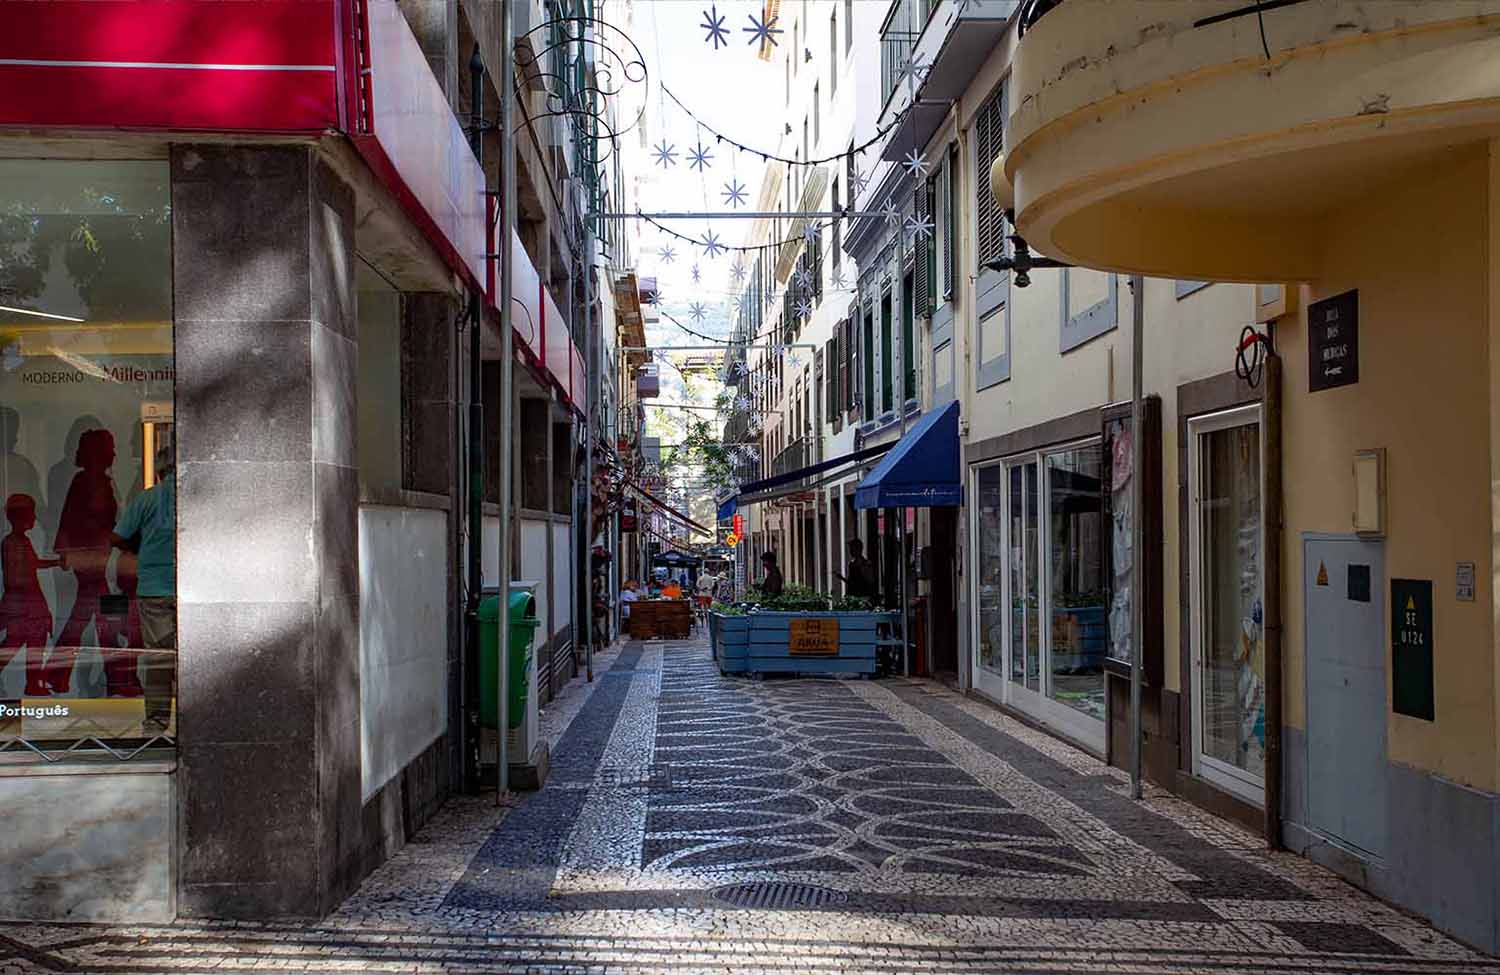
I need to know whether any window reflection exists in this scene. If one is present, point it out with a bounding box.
[975,465,1003,673]
[0,160,175,751]
[1046,444,1105,721]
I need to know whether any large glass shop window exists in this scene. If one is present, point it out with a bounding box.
[1046,444,1105,721]
[0,160,175,756]
[974,465,1003,673]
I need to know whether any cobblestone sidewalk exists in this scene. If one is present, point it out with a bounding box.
[5,637,1497,974]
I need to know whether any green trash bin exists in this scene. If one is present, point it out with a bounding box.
[479,588,538,730]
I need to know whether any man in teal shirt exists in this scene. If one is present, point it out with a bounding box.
[113,441,176,731]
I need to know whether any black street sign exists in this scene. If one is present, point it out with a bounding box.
[1391,578,1434,721]
[1309,289,1358,392]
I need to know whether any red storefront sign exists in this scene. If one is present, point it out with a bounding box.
[0,1,342,132]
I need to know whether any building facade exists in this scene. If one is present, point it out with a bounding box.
[991,0,1500,952]
[0,0,628,923]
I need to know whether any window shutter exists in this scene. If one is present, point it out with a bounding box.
[915,177,932,317]
[975,81,1007,267]
[847,315,860,419]
[943,147,956,297]
[824,337,837,420]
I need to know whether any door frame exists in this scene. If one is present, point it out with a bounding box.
[1187,402,1265,804]
[968,439,1107,753]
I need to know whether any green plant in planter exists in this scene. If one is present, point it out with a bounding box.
[831,595,876,612]
[712,602,747,616]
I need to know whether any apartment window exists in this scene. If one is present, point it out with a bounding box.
[813,83,820,146]
[880,290,894,414]
[831,177,842,282]
[862,307,875,422]
[975,81,1008,268]
[845,0,853,52]
[829,12,838,94]
[901,270,915,402]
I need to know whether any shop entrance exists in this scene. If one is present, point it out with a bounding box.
[969,440,1107,752]
[928,507,958,676]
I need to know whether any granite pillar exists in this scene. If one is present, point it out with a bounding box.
[171,145,361,918]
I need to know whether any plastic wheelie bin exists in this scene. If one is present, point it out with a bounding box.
[478,588,539,730]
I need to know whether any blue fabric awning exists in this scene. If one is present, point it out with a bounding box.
[854,401,962,509]
[717,442,895,520]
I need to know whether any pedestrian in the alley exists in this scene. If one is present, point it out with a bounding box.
[834,538,878,600]
[759,550,783,598]
[619,580,639,619]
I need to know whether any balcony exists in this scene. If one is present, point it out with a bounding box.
[772,437,810,478]
[879,0,1020,160]
[1002,0,1500,282]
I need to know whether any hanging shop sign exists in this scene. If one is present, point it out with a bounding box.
[788,618,839,657]
[1391,578,1434,721]
[1308,289,1359,392]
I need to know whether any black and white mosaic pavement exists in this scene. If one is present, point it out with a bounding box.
[5,637,1498,974]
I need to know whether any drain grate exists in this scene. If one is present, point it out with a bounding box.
[710,882,849,910]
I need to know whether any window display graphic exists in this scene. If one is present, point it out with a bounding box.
[0,159,176,747]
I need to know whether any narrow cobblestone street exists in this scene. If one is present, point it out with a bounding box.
[5,637,1497,974]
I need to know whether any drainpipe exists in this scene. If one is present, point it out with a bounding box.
[1263,349,1284,849]
[464,44,486,796]
[1129,275,1144,800]
[496,0,516,800]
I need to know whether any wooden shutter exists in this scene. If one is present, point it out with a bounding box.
[943,146,957,297]
[975,81,1007,266]
[915,176,932,317]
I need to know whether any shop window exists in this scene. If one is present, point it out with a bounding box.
[974,466,1005,675]
[356,264,402,497]
[551,421,572,516]
[0,159,176,755]
[1045,443,1105,722]
[520,398,549,511]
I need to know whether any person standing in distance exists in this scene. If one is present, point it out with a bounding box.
[758,550,784,598]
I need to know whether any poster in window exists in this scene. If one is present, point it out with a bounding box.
[1105,416,1134,667]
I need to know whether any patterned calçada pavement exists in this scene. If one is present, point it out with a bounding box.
[5,637,1499,974]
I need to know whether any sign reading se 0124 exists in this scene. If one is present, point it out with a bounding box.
[1309,289,1359,392]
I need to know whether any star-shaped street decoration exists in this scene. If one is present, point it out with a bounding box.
[744,11,782,48]
[688,142,715,171]
[731,262,748,284]
[902,149,930,179]
[802,221,821,245]
[700,230,727,259]
[722,178,748,208]
[898,54,930,88]
[658,244,676,263]
[700,5,730,48]
[830,267,847,290]
[730,293,744,310]
[905,213,935,241]
[734,394,750,411]
[792,267,813,290]
[795,298,813,319]
[850,166,870,198]
[691,264,702,283]
[742,444,759,461]
[689,301,708,321]
[652,140,678,168]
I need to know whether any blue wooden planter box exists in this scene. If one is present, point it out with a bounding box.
[741,610,895,677]
[709,612,752,674]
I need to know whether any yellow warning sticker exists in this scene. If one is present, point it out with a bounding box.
[1407,596,1416,611]
[1316,561,1328,586]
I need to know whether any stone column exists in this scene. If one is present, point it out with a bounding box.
[172,145,361,918]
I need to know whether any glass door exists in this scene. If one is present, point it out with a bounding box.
[1189,405,1265,801]
[969,448,1105,752]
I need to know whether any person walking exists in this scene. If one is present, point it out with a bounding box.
[111,442,175,731]
[834,539,878,601]
[758,550,784,598]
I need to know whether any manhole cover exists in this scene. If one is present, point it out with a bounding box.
[710,882,849,909]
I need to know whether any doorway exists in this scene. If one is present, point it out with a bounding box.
[1188,404,1265,803]
[1303,534,1387,858]
[968,439,1107,752]
[929,507,958,676]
